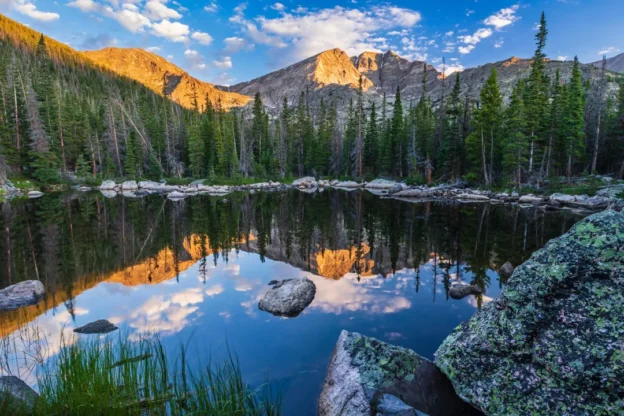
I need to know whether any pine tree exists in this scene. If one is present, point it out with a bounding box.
[440,74,463,181]
[502,82,528,185]
[364,101,378,175]
[389,86,404,177]
[477,68,503,184]
[564,56,585,181]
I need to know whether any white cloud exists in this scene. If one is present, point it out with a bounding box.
[270,2,285,11]
[143,0,182,21]
[439,63,464,76]
[223,36,248,53]
[457,28,492,54]
[213,56,232,69]
[184,48,207,70]
[152,19,189,42]
[494,39,504,48]
[204,1,217,13]
[444,31,454,37]
[484,5,520,30]
[67,0,98,13]
[230,4,423,63]
[146,46,161,52]
[556,55,568,61]
[191,31,213,45]
[466,9,475,16]
[105,6,152,33]
[212,72,236,86]
[12,0,60,21]
[598,46,620,56]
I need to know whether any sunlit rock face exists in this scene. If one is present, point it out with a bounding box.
[435,210,624,416]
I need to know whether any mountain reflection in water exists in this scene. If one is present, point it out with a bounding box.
[0,189,585,415]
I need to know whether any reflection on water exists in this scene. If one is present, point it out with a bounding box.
[0,190,585,414]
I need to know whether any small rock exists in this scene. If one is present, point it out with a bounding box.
[0,376,39,411]
[0,280,45,312]
[499,262,515,278]
[449,283,482,299]
[258,277,316,317]
[375,394,428,416]
[27,191,43,198]
[365,179,397,189]
[549,193,576,204]
[518,194,543,204]
[74,319,118,334]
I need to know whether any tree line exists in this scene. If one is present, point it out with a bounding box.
[0,12,622,187]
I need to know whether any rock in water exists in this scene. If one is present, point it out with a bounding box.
[318,331,481,416]
[0,376,39,411]
[99,180,117,190]
[374,394,428,416]
[74,320,118,334]
[499,261,514,278]
[0,280,45,312]
[258,278,316,317]
[448,283,482,299]
[435,210,624,416]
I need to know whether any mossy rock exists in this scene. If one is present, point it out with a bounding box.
[435,210,624,416]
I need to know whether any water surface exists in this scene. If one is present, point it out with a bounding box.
[0,190,585,414]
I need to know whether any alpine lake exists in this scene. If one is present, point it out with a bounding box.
[0,188,587,415]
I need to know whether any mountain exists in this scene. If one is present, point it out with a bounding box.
[592,53,624,73]
[230,49,619,109]
[83,48,252,110]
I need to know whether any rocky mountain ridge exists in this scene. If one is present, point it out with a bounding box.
[82,48,251,110]
[592,52,624,74]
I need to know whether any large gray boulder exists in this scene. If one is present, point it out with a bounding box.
[0,280,45,312]
[99,180,116,190]
[435,210,624,416]
[318,331,481,416]
[0,376,39,411]
[258,278,316,317]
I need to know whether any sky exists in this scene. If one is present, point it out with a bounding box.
[1,0,623,85]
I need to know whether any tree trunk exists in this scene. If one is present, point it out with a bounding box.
[528,131,535,174]
[480,128,490,185]
[109,102,122,175]
[57,91,67,173]
[591,114,601,174]
[489,127,494,184]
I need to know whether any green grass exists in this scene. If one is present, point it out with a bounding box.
[4,334,282,416]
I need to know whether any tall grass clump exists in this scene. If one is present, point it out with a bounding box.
[8,334,281,416]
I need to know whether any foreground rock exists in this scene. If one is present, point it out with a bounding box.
[74,319,118,334]
[0,280,45,312]
[0,376,39,411]
[318,331,482,416]
[258,278,316,317]
[435,210,624,416]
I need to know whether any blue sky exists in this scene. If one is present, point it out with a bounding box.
[1,0,623,85]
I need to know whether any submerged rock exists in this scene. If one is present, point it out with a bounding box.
[435,210,624,416]
[374,394,428,416]
[74,319,118,334]
[0,280,45,312]
[0,376,39,411]
[258,278,316,317]
[448,283,482,299]
[318,331,481,416]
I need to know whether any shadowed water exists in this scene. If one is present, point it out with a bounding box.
[0,189,586,414]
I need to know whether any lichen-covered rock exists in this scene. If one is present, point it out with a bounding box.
[318,331,481,416]
[258,278,316,317]
[74,319,118,334]
[435,210,624,416]
[0,280,45,312]
[0,376,39,411]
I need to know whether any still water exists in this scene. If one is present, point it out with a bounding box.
[0,189,585,414]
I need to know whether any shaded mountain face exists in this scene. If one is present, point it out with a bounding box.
[592,53,624,73]
[229,49,619,110]
[83,48,252,110]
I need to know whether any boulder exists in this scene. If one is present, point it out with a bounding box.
[292,177,317,188]
[334,181,361,188]
[138,181,162,190]
[568,195,611,210]
[435,210,624,416]
[0,376,39,411]
[0,280,45,312]
[258,278,316,317]
[518,194,543,204]
[121,181,138,191]
[597,185,624,199]
[27,191,43,199]
[393,189,428,198]
[74,319,118,334]
[99,180,116,190]
[499,262,514,278]
[365,179,397,189]
[448,283,482,299]
[549,193,576,205]
[456,193,490,201]
[318,331,482,416]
